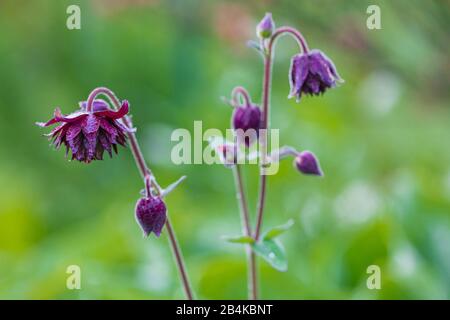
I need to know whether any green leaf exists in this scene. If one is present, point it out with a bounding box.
[223,235,255,244]
[262,219,295,240]
[251,239,287,272]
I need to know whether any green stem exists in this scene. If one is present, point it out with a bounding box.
[232,165,257,299]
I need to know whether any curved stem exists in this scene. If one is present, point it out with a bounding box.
[232,165,257,299]
[86,87,194,300]
[270,26,309,54]
[232,86,252,107]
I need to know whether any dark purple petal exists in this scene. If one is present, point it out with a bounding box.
[94,100,129,120]
[79,99,110,112]
[81,114,100,135]
[114,118,135,133]
[99,132,113,157]
[53,126,69,149]
[313,49,342,82]
[66,123,82,141]
[288,54,309,101]
[44,123,66,137]
[308,50,335,87]
[68,132,83,157]
[305,74,321,94]
[99,118,118,144]
[84,132,98,162]
[36,108,88,127]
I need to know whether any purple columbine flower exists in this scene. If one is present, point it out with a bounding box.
[135,195,167,237]
[289,49,342,102]
[232,103,262,147]
[294,151,323,176]
[37,99,131,163]
[256,13,275,39]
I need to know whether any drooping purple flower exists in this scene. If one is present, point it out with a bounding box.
[294,151,323,176]
[289,49,342,102]
[36,99,131,163]
[232,103,262,147]
[256,13,275,39]
[135,195,167,237]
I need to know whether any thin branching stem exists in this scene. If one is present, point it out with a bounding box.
[86,87,194,300]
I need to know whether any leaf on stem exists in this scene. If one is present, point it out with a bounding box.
[223,235,255,244]
[161,175,187,198]
[246,40,263,52]
[262,219,295,240]
[251,239,287,272]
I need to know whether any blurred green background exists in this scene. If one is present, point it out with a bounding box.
[0,0,449,299]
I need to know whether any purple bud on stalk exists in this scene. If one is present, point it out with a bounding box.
[289,49,342,102]
[135,196,167,237]
[232,104,261,147]
[294,151,323,176]
[256,13,275,39]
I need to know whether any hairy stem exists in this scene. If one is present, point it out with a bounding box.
[254,26,309,240]
[252,27,309,297]
[232,165,257,299]
[271,26,309,53]
[232,86,252,107]
[86,87,194,300]
[254,50,272,241]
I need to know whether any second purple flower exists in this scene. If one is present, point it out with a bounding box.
[289,49,342,102]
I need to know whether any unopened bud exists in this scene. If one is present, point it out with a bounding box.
[294,151,323,176]
[256,13,275,39]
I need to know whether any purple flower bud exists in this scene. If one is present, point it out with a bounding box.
[232,104,261,147]
[289,49,342,102]
[135,196,167,237]
[294,151,323,176]
[256,13,275,39]
[36,100,131,163]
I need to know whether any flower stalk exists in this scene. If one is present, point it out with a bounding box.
[221,13,341,299]
[232,165,257,300]
[255,26,310,240]
[86,87,194,300]
[87,87,194,300]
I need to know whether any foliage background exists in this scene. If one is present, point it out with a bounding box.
[0,0,449,299]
